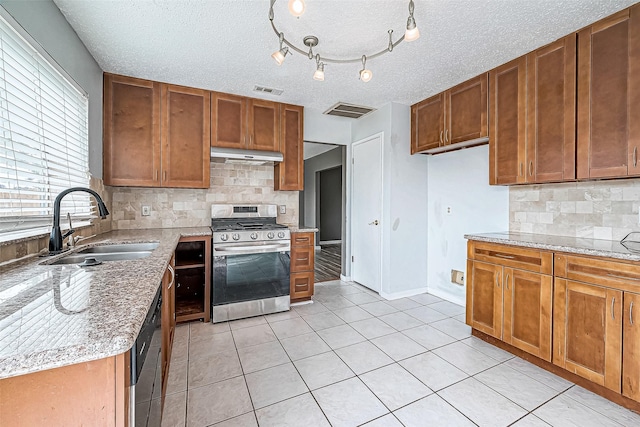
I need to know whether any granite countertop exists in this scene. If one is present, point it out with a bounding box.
[465,231,640,262]
[0,227,211,380]
[289,226,319,233]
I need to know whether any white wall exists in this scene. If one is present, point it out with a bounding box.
[427,145,509,305]
[1,0,104,177]
[304,108,352,145]
[351,103,429,299]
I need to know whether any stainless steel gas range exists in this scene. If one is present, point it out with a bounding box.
[210,204,291,323]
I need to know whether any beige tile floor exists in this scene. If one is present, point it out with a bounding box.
[143,280,640,427]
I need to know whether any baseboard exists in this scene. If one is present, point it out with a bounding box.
[290,300,314,306]
[340,274,352,282]
[426,287,465,306]
[379,286,429,301]
[319,240,342,245]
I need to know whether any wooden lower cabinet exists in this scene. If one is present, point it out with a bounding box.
[623,292,640,400]
[290,232,315,302]
[467,260,503,339]
[553,279,622,391]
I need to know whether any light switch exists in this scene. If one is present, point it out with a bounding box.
[279,205,286,214]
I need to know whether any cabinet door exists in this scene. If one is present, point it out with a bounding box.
[291,272,314,300]
[577,6,640,179]
[446,74,488,145]
[503,268,552,361]
[248,99,279,152]
[103,74,161,187]
[161,85,211,188]
[527,35,576,183]
[468,260,503,339]
[623,292,640,401]
[411,93,444,153]
[275,104,303,191]
[211,92,247,149]
[553,279,622,391]
[291,246,314,273]
[489,56,527,185]
[161,258,175,401]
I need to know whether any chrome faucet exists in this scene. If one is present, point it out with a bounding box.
[49,187,109,254]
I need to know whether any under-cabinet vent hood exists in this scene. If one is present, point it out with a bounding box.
[210,147,283,165]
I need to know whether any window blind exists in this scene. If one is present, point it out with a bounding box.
[0,12,91,236]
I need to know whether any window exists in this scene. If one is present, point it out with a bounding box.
[0,11,91,237]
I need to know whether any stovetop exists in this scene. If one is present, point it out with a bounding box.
[211,220,288,232]
[211,218,290,244]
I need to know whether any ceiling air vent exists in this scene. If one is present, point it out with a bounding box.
[323,102,376,119]
[253,85,283,96]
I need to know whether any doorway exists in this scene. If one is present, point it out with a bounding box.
[351,133,383,292]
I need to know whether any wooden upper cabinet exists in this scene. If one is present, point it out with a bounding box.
[527,35,577,183]
[248,99,280,152]
[411,93,444,153]
[211,92,247,149]
[623,291,640,401]
[161,85,211,188]
[577,6,640,179]
[275,104,303,191]
[103,74,161,187]
[446,74,488,145]
[489,56,527,185]
[553,279,622,392]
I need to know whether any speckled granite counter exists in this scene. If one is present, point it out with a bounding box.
[465,232,640,262]
[289,226,319,233]
[0,227,211,380]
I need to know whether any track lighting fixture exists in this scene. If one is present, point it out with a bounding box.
[268,0,420,81]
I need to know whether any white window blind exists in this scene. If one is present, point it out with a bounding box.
[0,12,91,236]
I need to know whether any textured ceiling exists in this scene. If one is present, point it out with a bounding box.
[53,0,638,112]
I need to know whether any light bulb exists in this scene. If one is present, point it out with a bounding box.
[404,26,420,42]
[271,47,288,65]
[360,69,372,82]
[288,0,305,17]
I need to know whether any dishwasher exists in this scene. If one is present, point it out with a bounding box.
[130,285,162,426]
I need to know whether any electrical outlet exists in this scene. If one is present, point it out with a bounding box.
[451,269,464,285]
[141,205,151,216]
[279,205,286,214]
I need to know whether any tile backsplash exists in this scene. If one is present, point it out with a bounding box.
[510,178,640,240]
[108,160,299,230]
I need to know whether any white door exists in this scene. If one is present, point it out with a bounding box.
[351,133,383,292]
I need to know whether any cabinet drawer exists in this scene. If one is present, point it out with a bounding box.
[291,272,314,299]
[291,246,314,272]
[469,241,553,275]
[292,232,314,247]
[555,254,640,292]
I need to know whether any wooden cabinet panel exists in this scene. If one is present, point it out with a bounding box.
[161,85,211,188]
[103,74,161,187]
[291,245,314,272]
[161,257,175,402]
[469,260,503,339]
[248,99,279,152]
[623,292,640,401]
[553,279,622,391]
[290,272,314,300]
[489,56,527,184]
[470,241,553,275]
[411,93,444,153]
[211,92,247,149]
[577,7,640,179]
[447,74,488,145]
[554,253,640,293]
[292,232,314,247]
[527,35,576,182]
[275,104,304,191]
[503,268,552,361]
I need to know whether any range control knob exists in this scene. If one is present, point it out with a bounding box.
[250,232,258,240]
[232,233,240,241]
[267,232,275,239]
[278,231,285,239]
[220,233,228,241]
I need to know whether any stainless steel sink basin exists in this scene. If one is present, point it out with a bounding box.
[47,242,159,265]
[78,242,159,254]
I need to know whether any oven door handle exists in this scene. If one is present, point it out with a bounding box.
[213,243,291,256]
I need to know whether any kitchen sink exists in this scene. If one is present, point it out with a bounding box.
[47,242,159,265]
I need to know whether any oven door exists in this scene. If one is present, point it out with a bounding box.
[212,241,291,306]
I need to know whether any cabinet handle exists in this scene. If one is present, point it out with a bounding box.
[506,273,510,290]
[444,129,449,143]
[631,301,635,325]
[612,297,615,320]
[606,273,640,282]
[519,163,523,177]
[439,131,443,145]
[634,147,638,168]
[494,253,515,260]
[155,170,158,181]
[495,272,500,288]
[163,171,167,182]
[250,135,253,146]
[167,265,175,289]
[529,161,533,177]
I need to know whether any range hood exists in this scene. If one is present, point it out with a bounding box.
[210,147,283,165]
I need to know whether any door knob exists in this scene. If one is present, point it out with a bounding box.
[368,220,379,225]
